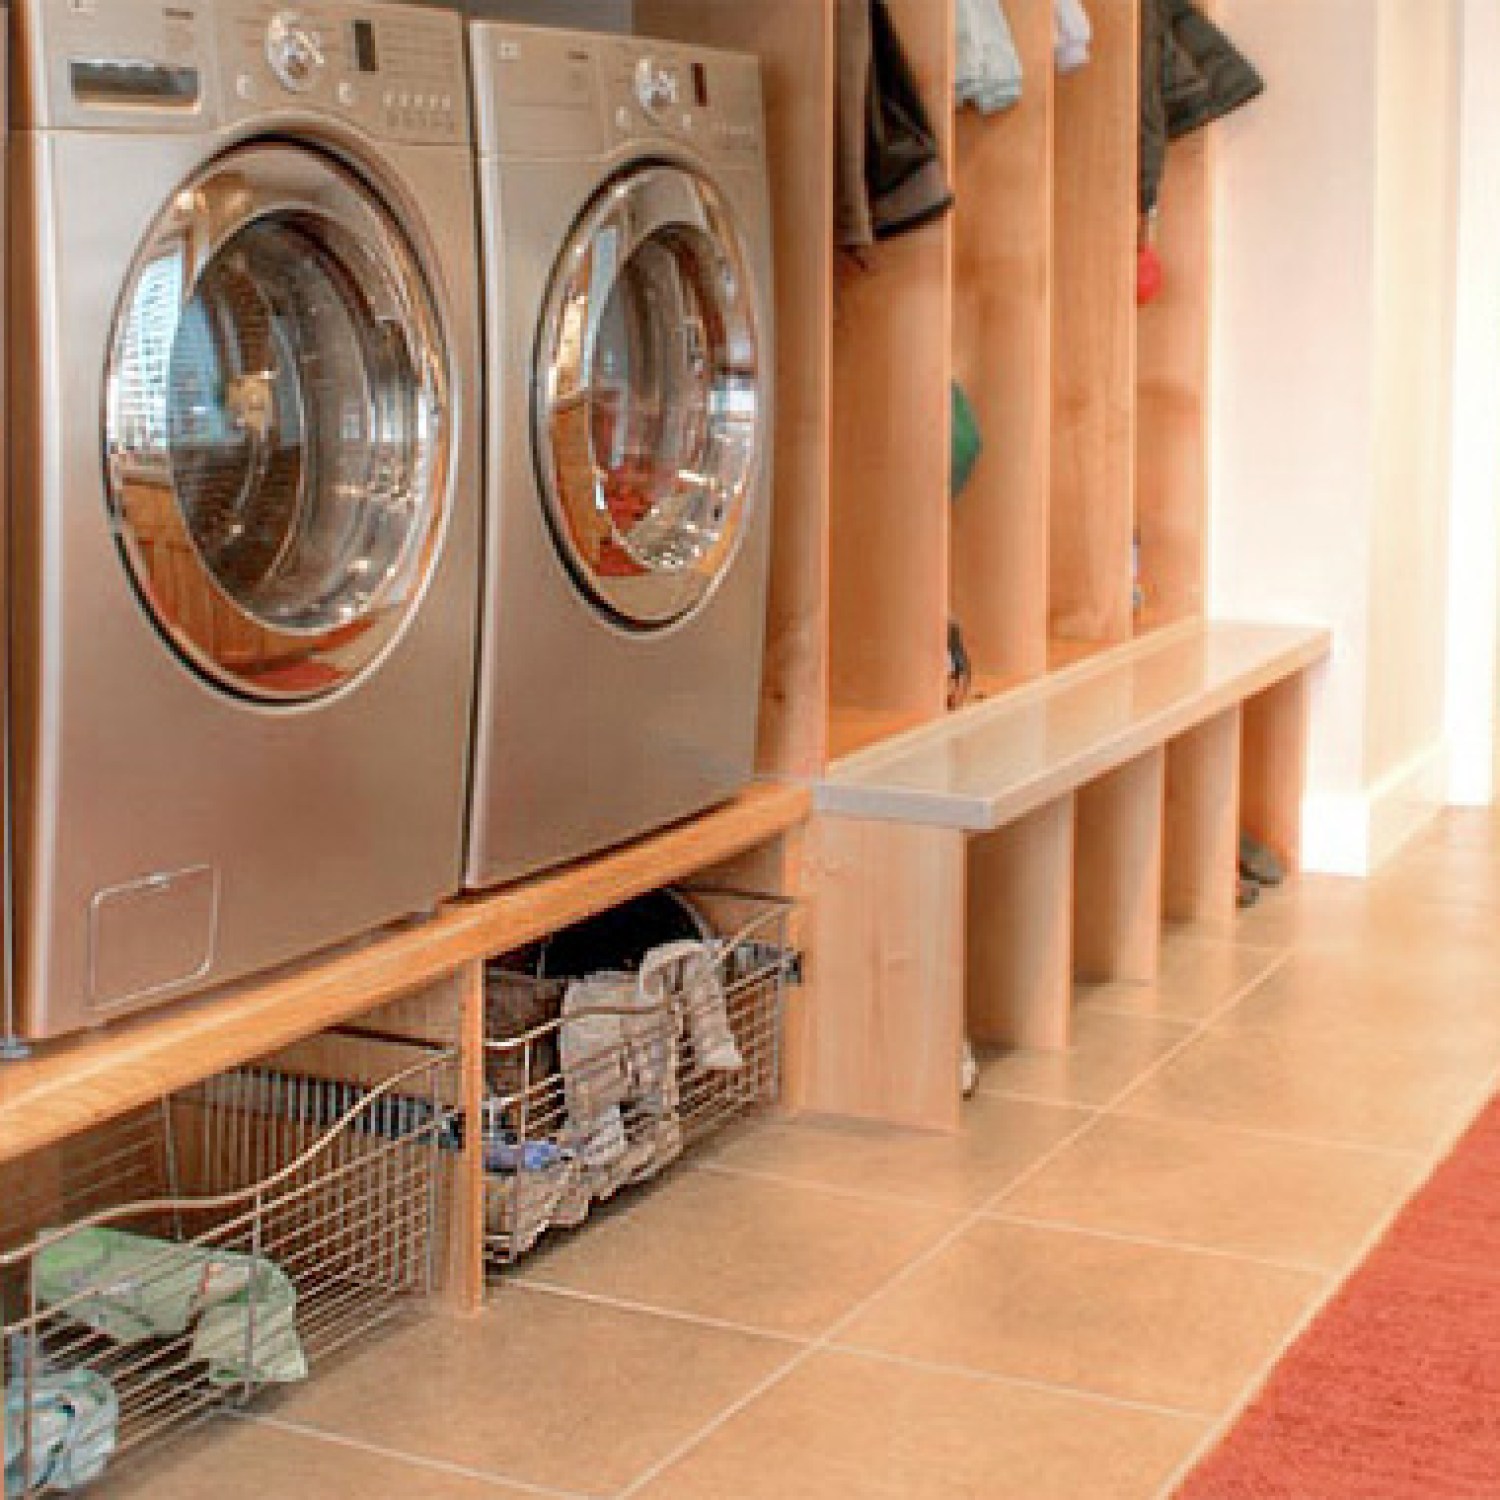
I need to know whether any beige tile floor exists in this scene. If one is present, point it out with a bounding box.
[114,811,1500,1499]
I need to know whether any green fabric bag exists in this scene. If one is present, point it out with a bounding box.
[951,383,983,501]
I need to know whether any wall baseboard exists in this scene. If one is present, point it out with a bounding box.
[1301,741,1449,875]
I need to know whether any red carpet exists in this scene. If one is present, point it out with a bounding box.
[1178,1094,1500,1498]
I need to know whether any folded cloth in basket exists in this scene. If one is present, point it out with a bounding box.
[35,1228,307,1388]
[3,1366,117,1496]
[640,941,743,1075]
[560,975,635,1166]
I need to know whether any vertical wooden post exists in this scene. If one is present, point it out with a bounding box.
[968,797,1077,1051]
[952,0,1056,689]
[1164,708,1243,923]
[441,961,486,1315]
[1074,749,1166,984]
[1241,673,1311,873]
[798,815,967,1132]
[1051,0,1140,645]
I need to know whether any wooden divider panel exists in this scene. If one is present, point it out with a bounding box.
[1242,674,1311,874]
[799,815,966,1132]
[1074,747,1166,984]
[952,0,1055,691]
[827,0,953,751]
[967,798,1077,1052]
[1137,131,1211,631]
[1164,707,1242,924]
[1051,0,1139,648]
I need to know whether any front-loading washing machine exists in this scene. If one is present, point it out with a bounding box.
[5,0,481,1042]
[466,23,775,889]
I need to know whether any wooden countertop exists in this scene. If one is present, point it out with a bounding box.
[817,622,1332,831]
[0,782,810,1166]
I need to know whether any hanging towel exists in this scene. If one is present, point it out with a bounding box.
[956,0,1023,115]
[4,1366,117,1497]
[35,1229,306,1388]
[838,0,954,250]
[640,940,743,1076]
[1055,0,1092,73]
[558,974,633,1166]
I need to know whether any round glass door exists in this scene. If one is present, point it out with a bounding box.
[106,141,451,702]
[534,164,764,629]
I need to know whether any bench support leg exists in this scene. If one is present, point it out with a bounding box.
[1241,673,1310,875]
[968,798,1077,1052]
[796,815,967,1132]
[1074,749,1167,985]
[1164,708,1243,925]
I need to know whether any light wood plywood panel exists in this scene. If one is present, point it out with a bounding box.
[1242,673,1312,874]
[828,0,952,728]
[951,0,1054,686]
[1164,707,1242,924]
[1137,131,1212,628]
[1074,748,1166,984]
[798,815,966,1132]
[638,0,837,776]
[1051,0,1139,646]
[968,798,1077,1052]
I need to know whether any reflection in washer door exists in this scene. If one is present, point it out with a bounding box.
[105,141,452,704]
[535,164,764,631]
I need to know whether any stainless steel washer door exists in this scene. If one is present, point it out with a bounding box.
[106,141,451,703]
[534,164,764,630]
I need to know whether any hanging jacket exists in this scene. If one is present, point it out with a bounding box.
[1140,0,1263,213]
[956,0,1023,115]
[837,0,953,250]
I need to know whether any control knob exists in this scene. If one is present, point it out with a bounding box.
[267,11,325,93]
[634,56,680,119]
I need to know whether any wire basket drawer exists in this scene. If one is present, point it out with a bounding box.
[484,889,795,1265]
[1,1032,456,1496]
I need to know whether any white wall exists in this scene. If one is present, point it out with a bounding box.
[1211,0,1461,873]
[1445,0,1500,806]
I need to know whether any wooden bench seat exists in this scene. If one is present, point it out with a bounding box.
[792,622,1330,1132]
[817,622,1330,830]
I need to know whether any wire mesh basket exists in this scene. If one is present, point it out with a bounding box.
[484,889,795,1265]
[0,1031,456,1496]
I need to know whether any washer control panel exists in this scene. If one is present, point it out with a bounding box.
[222,0,468,144]
[18,0,469,143]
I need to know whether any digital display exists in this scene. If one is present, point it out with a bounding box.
[352,19,380,75]
[71,60,200,107]
[692,62,708,107]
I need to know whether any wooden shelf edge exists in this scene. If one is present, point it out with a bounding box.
[0,782,811,1166]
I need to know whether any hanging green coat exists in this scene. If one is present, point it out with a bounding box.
[1140,0,1263,214]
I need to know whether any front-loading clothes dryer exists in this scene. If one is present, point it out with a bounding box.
[5,0,482,1042]
[466,24,775,889]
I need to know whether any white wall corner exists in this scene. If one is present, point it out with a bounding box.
[1302,741,1450,876]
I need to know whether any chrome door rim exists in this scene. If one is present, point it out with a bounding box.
[104,140,451,704]
[532,163,764,631]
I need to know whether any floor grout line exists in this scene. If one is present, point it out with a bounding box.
[687,1158,993,1212]
[1152,1045,1500,1499]
[976,1211,1334,1278]
[504,1276,809,1347]
[244,1413,595,1500]
[817,1342,1219,1423]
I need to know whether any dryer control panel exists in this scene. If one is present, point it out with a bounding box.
[471,24,764,168]
[16,0,469,145]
